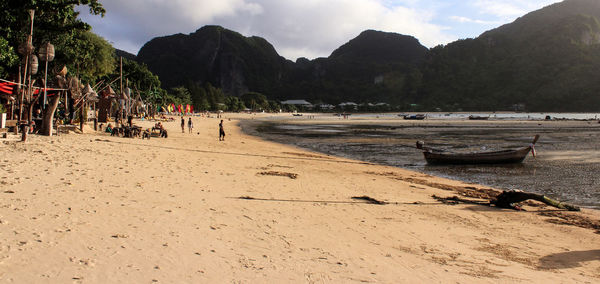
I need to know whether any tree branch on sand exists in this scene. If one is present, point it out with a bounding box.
[492,190,580,211]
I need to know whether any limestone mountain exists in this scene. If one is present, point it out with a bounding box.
[278,30,428,104]
[420,0,600,111]
[136,26,428,104]
[137,25,289,96]
[136,0,600,111]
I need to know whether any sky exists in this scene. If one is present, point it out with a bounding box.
[77,0,562,61]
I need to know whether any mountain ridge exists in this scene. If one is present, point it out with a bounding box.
[136,0,600,111]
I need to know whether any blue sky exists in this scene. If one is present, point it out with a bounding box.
[78,0,562,60]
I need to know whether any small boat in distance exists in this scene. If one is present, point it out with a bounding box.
[416,135,539,165]
[403,114,426,120]
[468,115,490,120]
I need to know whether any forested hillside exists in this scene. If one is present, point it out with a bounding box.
[136,0,600,111]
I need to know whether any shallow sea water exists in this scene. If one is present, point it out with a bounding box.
[249,116,600,209]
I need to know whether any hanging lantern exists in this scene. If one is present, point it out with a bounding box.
[18,35,34,55]
[21,55,39,75]
[38,42,55,62]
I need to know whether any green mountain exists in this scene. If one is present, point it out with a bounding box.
[420,0,600,111]
[137,25,289,96]
[136,26,427,105]
[137,0,600,111]
[277,30,428,104]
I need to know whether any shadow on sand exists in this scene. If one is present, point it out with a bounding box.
[95,138,374,166]
[538,250,600,270]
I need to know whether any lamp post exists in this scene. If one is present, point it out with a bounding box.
[38,42,55,109]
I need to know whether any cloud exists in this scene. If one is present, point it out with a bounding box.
[449,16,501,25]
[472,0,559,19]
[79,0,451,60]
[79,0,562,60]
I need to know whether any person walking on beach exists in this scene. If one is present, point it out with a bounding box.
[219,120,225,141]
[187,117,193,133]
[181,117,185,133]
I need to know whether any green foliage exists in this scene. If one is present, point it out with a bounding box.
[119,57,162,102]
[240,92,268,111]
[0,0,106,79]
[169,86,192,105]
[0,103,7,113]
[66,31,115,82]
[0,36,18,78]
[224,96,246,112]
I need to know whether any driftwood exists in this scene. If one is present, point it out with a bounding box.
[493,190,580,211]
[351,196,387,205]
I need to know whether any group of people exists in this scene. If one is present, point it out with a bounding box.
[153,122,168,138]
[181,116,226,141]
[102,116,226,140]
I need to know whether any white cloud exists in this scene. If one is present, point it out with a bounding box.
[449,16,501,25]
[79,0,562,60]
[80,0,451,60]
[472,0,559,19]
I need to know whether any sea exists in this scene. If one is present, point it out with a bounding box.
[245,113,600,209]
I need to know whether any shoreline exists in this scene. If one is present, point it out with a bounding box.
[241,115,600,209]
[1,113,599,282]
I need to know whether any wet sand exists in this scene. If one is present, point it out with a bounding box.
[0,113,599,283]
[248,116,600,208]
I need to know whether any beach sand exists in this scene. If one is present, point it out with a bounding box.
[0,114,599,283]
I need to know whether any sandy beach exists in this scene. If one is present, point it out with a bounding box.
[1,114,599,283]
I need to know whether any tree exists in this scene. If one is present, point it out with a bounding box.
[240,92,267,111]
[67,30,115,82]
[107,57,162,102]
[0,36,18,78]
[268,100,280,112]
[170,86,192,105]
[224,96,244,112]
[0,0,106,77]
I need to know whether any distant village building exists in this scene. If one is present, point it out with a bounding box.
[280,99,313,109]
[338,102,358,110]
[316,104,335,110]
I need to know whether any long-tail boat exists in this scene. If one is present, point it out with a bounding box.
[403,114,426,120]
[416,135,539,165]
[468,115,490,120]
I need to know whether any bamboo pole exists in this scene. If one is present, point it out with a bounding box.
[120,56,123,121]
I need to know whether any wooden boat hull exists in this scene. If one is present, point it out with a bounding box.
[468,115,489,120]
[404,114,425,120]
[423,146,532,165]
